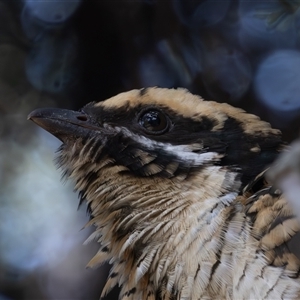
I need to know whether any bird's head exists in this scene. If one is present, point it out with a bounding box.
[28,87,282,190]
[28,87,283,297]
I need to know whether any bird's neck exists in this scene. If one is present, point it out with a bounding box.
[75,164,242,298]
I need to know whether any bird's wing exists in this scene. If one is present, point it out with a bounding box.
[240,170,300,277]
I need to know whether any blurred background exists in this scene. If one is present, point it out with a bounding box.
[1,1,300,299]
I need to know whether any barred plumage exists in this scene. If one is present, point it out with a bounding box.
[28,88,300,299]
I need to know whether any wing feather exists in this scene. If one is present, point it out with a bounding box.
[242,171,300,277]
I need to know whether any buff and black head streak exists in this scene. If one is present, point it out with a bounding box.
[28,88,300,300]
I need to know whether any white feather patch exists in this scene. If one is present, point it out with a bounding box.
[114,126,222,166]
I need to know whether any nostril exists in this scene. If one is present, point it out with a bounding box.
[77,115,88,121]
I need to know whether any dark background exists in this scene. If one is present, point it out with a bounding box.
[1,1,300,299]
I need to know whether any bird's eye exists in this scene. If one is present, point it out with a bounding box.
[138,109,169,134]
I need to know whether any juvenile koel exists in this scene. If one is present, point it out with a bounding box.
[28,88,300,300]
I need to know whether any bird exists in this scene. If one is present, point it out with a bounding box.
[28,87,300,300]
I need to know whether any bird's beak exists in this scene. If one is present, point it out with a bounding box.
[28,108,99,141]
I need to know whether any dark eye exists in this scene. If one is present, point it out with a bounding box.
[138,109,169,134]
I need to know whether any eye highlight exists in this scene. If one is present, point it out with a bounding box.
[138,109,169,134]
